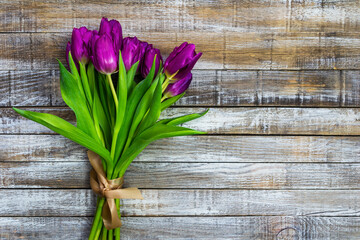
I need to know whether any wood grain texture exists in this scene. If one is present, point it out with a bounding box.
[2,161,360,189]
[2,69,349,107]
[2,135,360,163]
[1,32,360,71]
[1,216,360,240]
[2,189,360,217]
[1,0,359,33]
[2,107,360,135]
[0,32,221,71]
[1,0,360,238]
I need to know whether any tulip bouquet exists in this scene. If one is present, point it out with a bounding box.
[13,17,206,239]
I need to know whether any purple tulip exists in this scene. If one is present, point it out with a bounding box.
[90,34,118,74]
[99,17,123,52]
[164,42,202,81]
[66,27,92,67]
[121,37,143,71]
[141,46,162,79]
[164,73,192,97]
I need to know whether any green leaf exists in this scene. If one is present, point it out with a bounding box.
[113,56,158,162]
[136,73,164,135]
[79,61,93,108]
[93,87,111,149]
[97,72,114,128]
[161,92,185,111]
[67,52,81,82]
[126,61,139,91]
[166,109,209,126]
[110,51,128,161]
[114,122,206,177]
[58,60,98,140]
[87,62,95,97]
[13,108,111,163]
[122,76,159,152]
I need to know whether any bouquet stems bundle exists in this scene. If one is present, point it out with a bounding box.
[13,18,207,239]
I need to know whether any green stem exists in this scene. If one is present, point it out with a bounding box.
[108,229,113,240]
[95,220,103,240]
[107,74,118,110]
[89,198,106,240]
[102,227,108,240]
[162,77,170,92]
[115,199,121,240]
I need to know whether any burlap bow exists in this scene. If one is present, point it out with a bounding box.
[87,150,143,229]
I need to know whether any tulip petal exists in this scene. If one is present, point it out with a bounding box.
[165,73,192,97]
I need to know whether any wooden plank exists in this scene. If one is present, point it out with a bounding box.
[2,0,360,34]
[226,32,360,70]
[2,161,360,189]
[2,135,360,163]
[9,70,54,106]
[1,216,360,239]
[289,0,360,33]
[0,0,286,33]
[218,70,341,106]
[2,107,360,135]
[2,189,360,217]
[0,33,222,71]
[0,71,10,106]
[1,33,360,71]
[1,69,346,107]
[343,70,360,107]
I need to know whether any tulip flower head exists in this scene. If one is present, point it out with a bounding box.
[90,33,118,74]
[99,17,123,52]
[164,42,202,82]
[121,37,145,71]
[141,46,162,79]
[164,73,192,98]
[66,27,92,67]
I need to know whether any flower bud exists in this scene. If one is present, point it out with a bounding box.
[90,34,118,74]
[66,27,92,67]
[121,37,143,71]
[99,17,123,52]
[164,42,202,82]
[164,73,192,97]
[141,46,162,79]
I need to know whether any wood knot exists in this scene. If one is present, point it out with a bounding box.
[276,227,299,240]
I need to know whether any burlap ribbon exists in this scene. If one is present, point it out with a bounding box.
[87,150,143,230]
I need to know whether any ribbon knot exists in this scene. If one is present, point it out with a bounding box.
[87,150,143,230]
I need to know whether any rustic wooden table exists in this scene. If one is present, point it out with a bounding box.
[1,0,360,239]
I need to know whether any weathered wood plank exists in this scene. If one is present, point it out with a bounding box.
[0,33,222,71]
[2,161,360,189]
[1,69,347,107]
[226,32,360,70]
[9,70,54,106]
[1,216,360,240]
[2,135,360,163]
[2,107,360,135]
[2,0,359,34]
[0,71,10,106]
[1,33,360,70]
[2,189,360,217]
[343,70,360,107]
[289,0,360,33]
[0,0,287,33]
[217,70,341,106]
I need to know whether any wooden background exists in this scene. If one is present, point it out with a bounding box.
[1,0,360,239]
